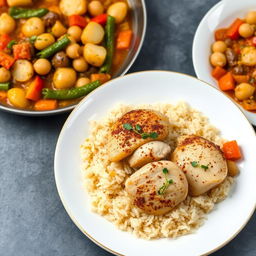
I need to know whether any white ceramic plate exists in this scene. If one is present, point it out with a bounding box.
[193,0,256,125]
[55,71,256,256]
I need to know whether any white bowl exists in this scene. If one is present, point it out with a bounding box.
[193,0,256,125]
[55,71,256,256]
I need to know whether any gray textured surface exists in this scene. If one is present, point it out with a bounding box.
[0,0,255,255]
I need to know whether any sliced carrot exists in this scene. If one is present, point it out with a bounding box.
[26,76,44,101]
[226,18,244,40]
[232,74,249,84]
[69,15,87,28]
[222,140,242,160]
[215,28,228,41]
[0,90,7,100]
[218,72,235,91]
[211,66,227,80]
[0,34,11,50]
[34,99,57,111]
[242,99,256,111]
[116,30,133,50]
[13,43,31,60]
[0,0,7,7]
[0,51,15,69]
[90,73,111,84]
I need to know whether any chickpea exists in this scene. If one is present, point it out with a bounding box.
[107,2,128,23]
[76,77,90,87]
[66,43,81,59]
[235,83,255,100]
[22,17,45,37]
[53,68,77,89]
[67,26,82,42]
[7,88,29,109]
[210,52,227,67]
[81,22,105,44]
[33,59,52,75]
[88,1,104,17]
[73,57,88,72]
[52,20,67,38]
[239,23,254,38]
[212,41,227,53]
[246,11,256,25]
[0,13,15,35]
[34,33,55,50]
[0,67,11,83]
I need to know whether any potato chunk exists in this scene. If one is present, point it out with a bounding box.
[241,46,256,66]
[60,0,87,16]
[7,0,32,6]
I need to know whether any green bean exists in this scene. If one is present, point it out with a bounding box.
[100,15,115,73]
[37,36,71,59]
[42,80,101,100]
[7,40,17,49]
[9,7,48,19]
[0,82,10,91]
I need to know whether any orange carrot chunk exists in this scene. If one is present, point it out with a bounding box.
[218,72,235,91]
[0,51,15,69]
[223,140,242,160]
[226,18,244,40]
[26,76,44,101]
[242,100,256,111]
[34,99,57,111]
[0,90,7,100]
[215,28,228,41]
[116,30,133,50]
[232,74,249,84]
[90,73,111,84]
[211,66,227,80]
[13,43,31,60]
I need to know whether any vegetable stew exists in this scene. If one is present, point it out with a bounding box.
[210,11,256,112]
[0,0,133,111]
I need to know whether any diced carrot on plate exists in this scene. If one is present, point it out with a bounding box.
[34,99,57,111]
[218,72,235,91]
[222,140,242,160]
[211,66,227,80]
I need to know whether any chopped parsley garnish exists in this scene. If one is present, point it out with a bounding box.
[200,164,209,170]
[123,123,158,139]
[191,161,199,167]
[191,161,209,170]
[158,168,173,195]
[29,35,37,44]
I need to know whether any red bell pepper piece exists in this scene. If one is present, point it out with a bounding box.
[0,34,11,50]
[0,51,15,69]
[26,76,44,101]
[0,0,7,7]
[226,18,244,40]
[69,15,87,28]
[91,14,108,25]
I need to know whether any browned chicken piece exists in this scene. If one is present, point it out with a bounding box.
[125,161,188,215]
[128,141,171,168]
[108,109,170,162]
[171,135,228,196]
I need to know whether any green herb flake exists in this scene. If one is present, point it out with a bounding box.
[141,133,149,139]
[162,168,169,174]
[168,179,173,184]
[135,124,142,132]
[123,123,133,130]
[149,132,158,139]
[201,164,209,170]
[29,35,37,44]
[191,161,199,167]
